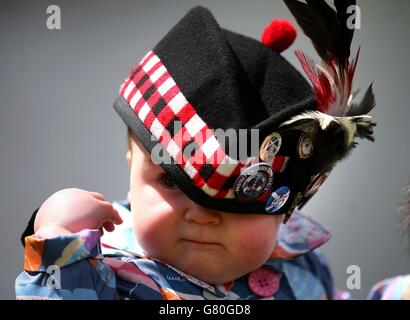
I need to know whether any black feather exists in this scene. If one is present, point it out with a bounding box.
[334,0,357,60]
[348,83,376,116]
[284,0,356,63]
[284,0,335,60]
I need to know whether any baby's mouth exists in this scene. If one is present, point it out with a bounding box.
[180,239,222,246]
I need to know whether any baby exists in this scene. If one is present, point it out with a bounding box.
[16,3,375,300]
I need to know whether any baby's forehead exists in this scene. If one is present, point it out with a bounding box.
[132,139,164,172]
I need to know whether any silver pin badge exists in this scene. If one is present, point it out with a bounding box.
[297,132,314,159]
[259,132,282,164]
[234,163,274,201]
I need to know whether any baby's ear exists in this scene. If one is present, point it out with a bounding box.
[126,150,132,167]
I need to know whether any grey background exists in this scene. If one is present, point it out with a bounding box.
[1,0,409,299]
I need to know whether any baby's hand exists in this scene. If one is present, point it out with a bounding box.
[34,188,123,239]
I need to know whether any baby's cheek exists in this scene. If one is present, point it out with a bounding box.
[234,225,279,268]
[131,207,158,246]
[132,205,176,256]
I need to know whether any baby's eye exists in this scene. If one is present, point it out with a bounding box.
[160,173,179,189]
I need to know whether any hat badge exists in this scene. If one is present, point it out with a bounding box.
[234,163,274,201]
[297,132,314,159]
[259,132,282,164]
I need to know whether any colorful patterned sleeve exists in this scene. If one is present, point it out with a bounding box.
[15,229,120,300]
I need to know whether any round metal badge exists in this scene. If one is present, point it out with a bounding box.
[304,172,330,198]
[234,163,274,201]
[259,132,282,163]
[297,132,314,159]
[265,186,291,213]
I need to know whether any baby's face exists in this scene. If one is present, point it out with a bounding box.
[126,137,283,285]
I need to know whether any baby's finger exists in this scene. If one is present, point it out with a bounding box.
[100,202,123,225]
[111,208,123,225]
[102,221,115,232]
[99,226,104,237]
[90,191,106,201]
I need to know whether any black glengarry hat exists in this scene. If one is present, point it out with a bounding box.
[114,2,375,222]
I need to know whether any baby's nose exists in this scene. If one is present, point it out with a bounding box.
[184,204,221,225]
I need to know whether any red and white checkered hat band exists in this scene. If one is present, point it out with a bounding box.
[119,51,247,199]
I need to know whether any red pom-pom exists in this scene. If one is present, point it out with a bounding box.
[261,19,297,53]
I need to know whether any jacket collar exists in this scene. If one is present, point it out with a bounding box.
[270,209,331,259]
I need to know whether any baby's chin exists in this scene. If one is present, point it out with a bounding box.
[138,240,270,285]
[165,251,251,285]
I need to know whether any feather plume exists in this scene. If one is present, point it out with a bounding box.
[282,0,375,150]
[279,110,375,149]
[284,0,371,117]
